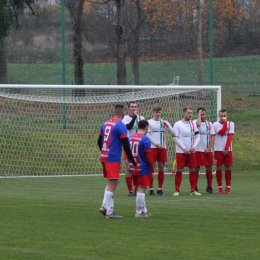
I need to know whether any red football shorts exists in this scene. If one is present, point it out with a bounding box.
[176,152,197,169]
[214,151,233,166]
[151,148,167,163]
[196,151,214,167]
[137,174,151,187]
[102,162,121,179]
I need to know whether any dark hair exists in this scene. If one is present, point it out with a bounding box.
[128,101,137,107]
[114,104,125,116]
[197,107,205,113]
[153,106,162,112]
[138,120,149,129]
[219,109,226,113]
[183,107,192,112]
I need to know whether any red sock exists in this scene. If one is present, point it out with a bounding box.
[175,171,182,191]
[158,171,164,189]
[150,175,154,189]
[195,171,199,189]
[125,176,133,191]
[206,170,213,188]
[132,175,138,192]
[216,170,222,187]
[189,171,197,191]
[225,170,232,187]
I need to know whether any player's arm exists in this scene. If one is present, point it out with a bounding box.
[97,134,102,151]
[224,122,235,152]
[205,134,215,154]
[121,138,137,166]
[125,115,137,130]
[217,121,227,135]
[163,120,176,136]
[196,110,202,127]
[147,126,160,147]
[190,131,200,152]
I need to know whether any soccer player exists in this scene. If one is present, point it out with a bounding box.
[128,120,155,217]
[173,107,201,196]
[213,109,235,194]
[97,104,137,219]
[193,107,215,194]
[122,101,145,196]
[147,106,176,196]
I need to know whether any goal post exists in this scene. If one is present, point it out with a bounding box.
[0,84,221,177]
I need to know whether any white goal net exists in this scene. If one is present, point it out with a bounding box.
[0,84,221,177]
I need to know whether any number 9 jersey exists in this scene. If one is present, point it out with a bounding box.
[99,118,128,162]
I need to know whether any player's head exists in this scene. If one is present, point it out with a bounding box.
[114,104,125,119]
[197,107,206,121]
[153,106,162,119]
[138,120,149,134]
[218,109,227,122]
[128,101,138,115]
[183,107,193,121]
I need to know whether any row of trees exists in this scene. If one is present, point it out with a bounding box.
[1,0,260,85]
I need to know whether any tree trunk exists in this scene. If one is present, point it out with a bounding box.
[0,36,8,84]
[115,0,127,85]
[132,0,141,85]
[197,1,204,85]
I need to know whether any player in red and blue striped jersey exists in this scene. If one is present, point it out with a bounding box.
[129,120,155,217]
[97,104,136,219]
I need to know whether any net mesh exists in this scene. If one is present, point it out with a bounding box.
[0,85,218,177]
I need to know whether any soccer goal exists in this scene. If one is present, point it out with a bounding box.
[0,84,221,177]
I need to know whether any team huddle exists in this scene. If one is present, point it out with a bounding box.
[98,102,235,218]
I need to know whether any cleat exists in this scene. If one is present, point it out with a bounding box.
[149,190,155,196]
[157,190,164,196]
[195,187,199,192]
[206,186,213,194]
[171,171,176,175]
[218,187,223,194]
[134,192,137,196]
[190,190,202,196]
[135,212,149,218]
[173,191,180,196]
[99,206,106,216]
[225,187,231,194]
[143,211,152,216]
[128,191,134,196]
[106,212,124,219]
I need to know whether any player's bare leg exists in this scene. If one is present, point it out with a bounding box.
[157,161,165,195]
[216,165,224,194]
[224,165,232,194]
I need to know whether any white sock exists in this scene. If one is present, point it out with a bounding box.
[101,186,108,208]
[143,200,148,214]
[104,190,114,215]
[136,192,145,214]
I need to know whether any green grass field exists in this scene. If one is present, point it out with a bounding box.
[0,173,259,260]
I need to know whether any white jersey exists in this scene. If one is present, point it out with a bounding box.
[173,120,199,153]
[147,118,173,149]
[122,114,145,137]
[213,121,235,151]
[193,119,215,152]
